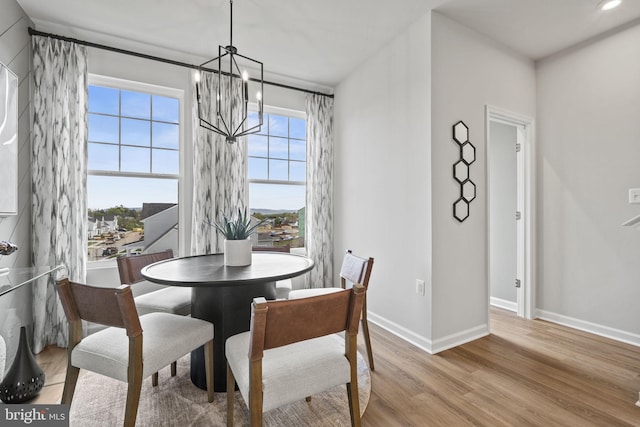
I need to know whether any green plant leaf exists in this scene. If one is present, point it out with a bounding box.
[204,208,266,240]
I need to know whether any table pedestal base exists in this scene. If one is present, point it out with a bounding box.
[190,281,276,391]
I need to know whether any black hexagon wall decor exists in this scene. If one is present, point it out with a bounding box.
[452,120,476,222]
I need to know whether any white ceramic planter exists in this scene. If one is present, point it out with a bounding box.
[224,239,252,266]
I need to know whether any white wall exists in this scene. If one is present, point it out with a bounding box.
[334,11,536,353]
[430,12,535,350]
[489,121,517,306]
[536,22,640,341]
[334,13,433,348]
[0,0,33,373]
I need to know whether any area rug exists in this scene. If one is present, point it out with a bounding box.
[68,349,371,426]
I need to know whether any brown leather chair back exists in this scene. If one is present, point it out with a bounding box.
[117,249,173,285]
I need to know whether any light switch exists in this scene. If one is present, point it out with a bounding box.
[629,188,640,204]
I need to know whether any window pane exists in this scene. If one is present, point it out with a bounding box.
[268,114,288,137]
[290,161,306,182]
[152,149,179,174]
[88,114,119,143]
[248,134,268,157]
[122,118,150,147]
[89,86,119,115]
[249,183,305,211]
[290,117,306,139]
[290,139,305,161]
[88,80,180,263]
[152,95,179,123]
[121,146,150,173]
[122,90,150,119]
[269,159,288,181]
[248,157,268,180]
[88,176,177,210]
[153,122,179,149]
[88,142,119,171]
[249,182,305,248]
[269,137,288,160]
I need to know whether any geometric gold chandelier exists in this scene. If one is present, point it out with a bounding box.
[195,0,264,144]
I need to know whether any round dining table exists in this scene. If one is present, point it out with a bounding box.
[141,252,314,391]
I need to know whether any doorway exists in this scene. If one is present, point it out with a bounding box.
[486,106,535,319]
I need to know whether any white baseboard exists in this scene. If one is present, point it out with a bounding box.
[536,309,640,348]
[368,307,640,359]
[367,311,434,354]
[490,297,517,312]
[367,311,489,355]
[431,324,490,354]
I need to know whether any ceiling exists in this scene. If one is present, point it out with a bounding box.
[436,0,640,61]
[15,0,640,89]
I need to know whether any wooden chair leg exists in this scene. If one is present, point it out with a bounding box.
[61,365,80,405]
[346,334,361,427]
[204,340,214,403]
[361,317,374,371]
[227,363,235,427]
[361,297,374,371]
[124,371,143,427]
[171,361,177,377]
[152,372,159,387]
[346,382,361,427]
[248,360,263,427]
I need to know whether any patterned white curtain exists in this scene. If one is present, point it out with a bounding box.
[190,70,247,255]
[304,94,334,288]
[31,36,88,351]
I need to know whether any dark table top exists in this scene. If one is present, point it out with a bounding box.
[140,252,314,287]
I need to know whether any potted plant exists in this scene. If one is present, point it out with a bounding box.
[205,209,264,266]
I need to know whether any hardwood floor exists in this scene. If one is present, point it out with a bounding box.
[32,307,640,426]
[363,308,640,426]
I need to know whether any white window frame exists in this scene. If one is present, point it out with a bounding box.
[247,104,306,187]
[87,74,185,267]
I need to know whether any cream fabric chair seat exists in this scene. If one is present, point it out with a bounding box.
[72,312,210,382]
[133,287,191,316]
[287,287,342,299]
[274,278,292,300]
[226,332,349,412]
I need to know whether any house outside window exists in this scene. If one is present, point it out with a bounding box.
[87,75,182,262]
[247,107,306,249]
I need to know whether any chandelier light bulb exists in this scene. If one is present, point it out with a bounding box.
[194,70,201,83]
[599,0,622,11]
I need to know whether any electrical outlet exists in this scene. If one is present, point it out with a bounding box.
[415,279,425,296]
[630,188,640,204]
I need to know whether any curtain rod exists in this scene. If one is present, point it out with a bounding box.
[27,27,334,99]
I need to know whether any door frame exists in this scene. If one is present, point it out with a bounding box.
[486,105,536,319]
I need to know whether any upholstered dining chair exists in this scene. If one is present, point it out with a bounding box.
[55,278,214,427]
[252,245,292,299]
[117,249,192,384]
[117,249,191,316]
[288,250,375,370]
[225,284,366,427]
